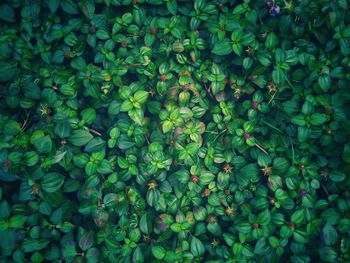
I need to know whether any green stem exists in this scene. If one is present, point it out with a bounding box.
[213,129,227,142]
[255,143,269,155]
[285,78,296,91]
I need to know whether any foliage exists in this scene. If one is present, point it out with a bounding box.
[0,0,350,262]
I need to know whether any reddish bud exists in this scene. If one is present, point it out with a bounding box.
[252,101,259,109]
[150,27,158,35]
[121,40,128,48]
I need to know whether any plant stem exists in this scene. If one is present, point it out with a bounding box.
[89,128,102,136]
[255,143,269,155]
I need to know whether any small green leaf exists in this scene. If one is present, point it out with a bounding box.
[191,236,205,257]
[41,172,65,193]
[120,100,133,112]
[291,209,305,225]
[152,246,166,259]
[166,0,177,15]
[55,122,72,138]
[48,0,60,13]
[272,68,286,84]
[33,135,52,153]
[257,210,271,226]
[329,171,345,182]
[322,223,338,246]
[0,62,18,82]
[69,130,93,146]
[128,108,144,126]
[310,113,328,126]
[117,135,135,150]
[84,137,106,153]
[232,43,243,56]
[318,75,331,92]
[212,39,232,56]
[133,90,149,104]
[162,120,173,133]
[79,232,94,251]
[78,0,95,19]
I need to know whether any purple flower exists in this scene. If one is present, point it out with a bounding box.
[182,84,189,91]
[252,101,259,109]
[299,189,308,196]
[269,5,280,16]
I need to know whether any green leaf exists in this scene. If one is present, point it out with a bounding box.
[117,135,135,150]
[61,0,79,14]
[33,135,52,154]
[291,115,306,126]
[48,0,60,13]
[191,236,205,257]
[41,172,65,193]
[81,108,96,124]
[322,223,338,246]
[0,4,15,22]
[236,222,252,234]
[0,201,10,219]
[86,248,99,263]
[84,137,106,153]
[71,56,86,71]
[212,39,232,56]
[265,32,278,49]
[272,68,285,84]
[207,222,222,236]
[166,0,177,15]
[298,126,310,142]
[152,246,166,259]
[85,162,97,176]
[120,100,133,112]
[96,29,109,40]
[55,122,72,138]
[79,232,94,251]
[162,120,173,133]
[146,189,160,207]
[9,215,27,228]
[170,222,182,232]
[128,108,144,126]
[254,238,270,255]
[199,171,215,185]
[78,0,95,19]
[275,49,286,63]
[246,137,256,146]
[310,113,328,126]
[69,130,93,146]
[318,75,331,92]
[232,43,243,56]
[319,247,338,262]
[0,62,18,82]
[291,209,305,225]
[133,90,149,104]
[257,210,271,226]
[329,171,346,182]
[0,229,16,252]
[139,213,152,234]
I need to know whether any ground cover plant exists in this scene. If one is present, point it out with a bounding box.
[0,0,350,262]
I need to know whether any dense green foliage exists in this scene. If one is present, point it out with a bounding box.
[1,0,350,262]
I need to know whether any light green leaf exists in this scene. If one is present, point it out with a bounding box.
[69,130,93,146]
[212,39,232,56]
